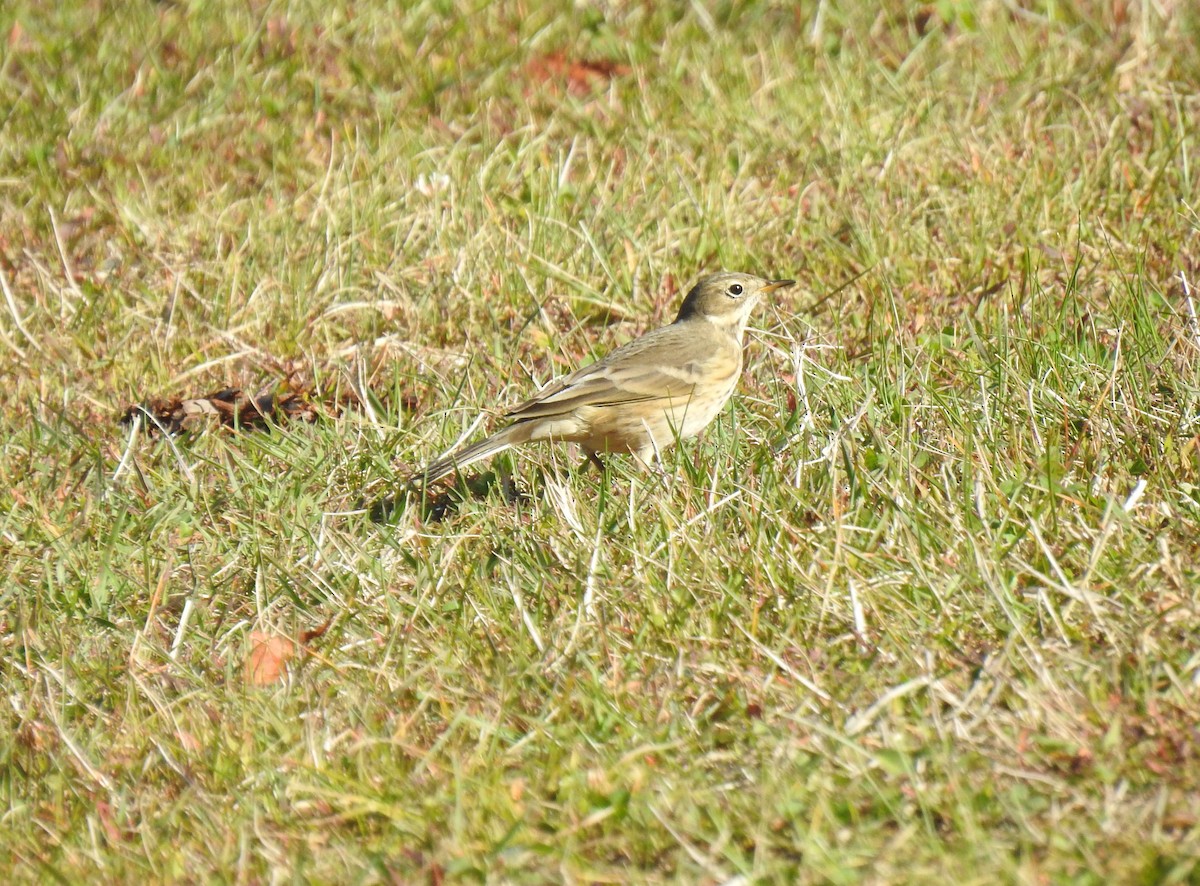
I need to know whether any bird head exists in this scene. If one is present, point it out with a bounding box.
[674,272,795,335]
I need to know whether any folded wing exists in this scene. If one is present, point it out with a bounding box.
[505,326,713,421]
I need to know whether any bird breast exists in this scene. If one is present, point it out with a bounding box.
[574,346,742,456]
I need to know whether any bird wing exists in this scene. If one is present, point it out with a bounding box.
[505,325,714,421]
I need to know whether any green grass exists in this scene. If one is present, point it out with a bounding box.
[3,0,1200,881]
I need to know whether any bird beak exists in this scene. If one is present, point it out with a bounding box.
[762,279,796,293]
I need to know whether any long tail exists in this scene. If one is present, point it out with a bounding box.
[410,422,535,486]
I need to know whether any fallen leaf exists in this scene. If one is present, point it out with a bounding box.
[525,51,630,96]
[95,800,125,845]
[245,631,295,686]
[300,616,333,645]
[122,382,323,435]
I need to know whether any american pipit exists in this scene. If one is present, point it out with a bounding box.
[413,272,795,484]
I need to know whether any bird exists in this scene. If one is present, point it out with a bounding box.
[411,272,795,486]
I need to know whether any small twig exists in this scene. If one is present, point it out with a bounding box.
[43,675,115,791]
[647,804,731,882]
[732,621,831,701]
[845,676,933,737]
[1181,271,1199,353]
[170,598,195,661]
[0,264,43,356]
[132,406,197,483]
[49,206,85,311]
[647,490,741,560]
[508,574,544,654]
[109,411,142,490]
[547,523,604,671]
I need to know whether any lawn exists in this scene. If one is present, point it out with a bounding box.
[3,0,1200,881]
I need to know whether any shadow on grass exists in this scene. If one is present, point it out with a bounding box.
[368,471,531,524]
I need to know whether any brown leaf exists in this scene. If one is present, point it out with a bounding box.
[300,616,333,646]
[262,16,296,58]
[122,381,323,435]
[245,631,295,686]
[95,800,125,845]
[526,51,630,96]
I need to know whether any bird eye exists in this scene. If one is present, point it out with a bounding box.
[728,283,744,297]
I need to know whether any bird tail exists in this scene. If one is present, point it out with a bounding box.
[410,422,534,486]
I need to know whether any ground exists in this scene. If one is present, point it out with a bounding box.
[2,1,1200,882]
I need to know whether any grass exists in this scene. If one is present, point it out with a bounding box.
[3,0,1200,881]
